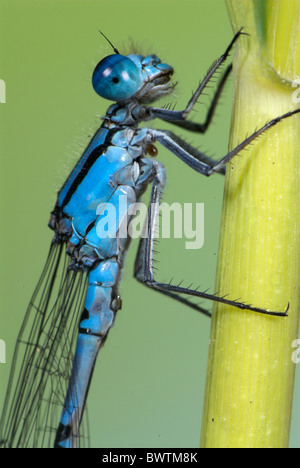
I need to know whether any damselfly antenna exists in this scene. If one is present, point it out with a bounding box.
[98,30,120,55]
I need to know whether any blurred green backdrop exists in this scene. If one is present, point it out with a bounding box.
[0,0,298,448]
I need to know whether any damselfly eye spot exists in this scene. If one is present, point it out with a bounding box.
[146,143,158,157]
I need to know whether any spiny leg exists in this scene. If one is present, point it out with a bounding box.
[162,63,232,134]
[148,62,233,173]
[183,31,241,118]
[206,109,300,174]
[134,162,212,318]
[148,30,244,123]
[134,231,212,319]
[137,157,289,317]
[154,132,226,174]
[151,108,300,176]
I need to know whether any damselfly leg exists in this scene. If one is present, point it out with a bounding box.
[135,108,300,317]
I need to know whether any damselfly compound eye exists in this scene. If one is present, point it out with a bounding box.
[92,54,142,101]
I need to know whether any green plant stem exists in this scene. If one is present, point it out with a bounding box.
[200,0,300,448]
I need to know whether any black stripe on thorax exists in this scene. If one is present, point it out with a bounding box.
[60,127,121,209]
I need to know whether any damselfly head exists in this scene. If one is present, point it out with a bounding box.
[92,52,174,103]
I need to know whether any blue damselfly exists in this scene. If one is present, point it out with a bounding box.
[0,25,299,448]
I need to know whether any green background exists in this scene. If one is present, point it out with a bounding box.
[0,0,298,448]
